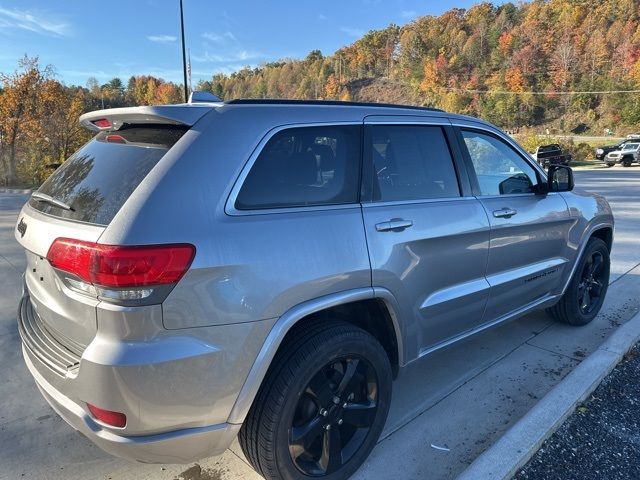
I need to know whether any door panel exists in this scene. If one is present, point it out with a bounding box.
[458,128,573,322]
[477,194,572,320]
[363,200,490,358]
[361,119,490,360]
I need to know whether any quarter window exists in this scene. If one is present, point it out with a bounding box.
[235,125,361,210]
[462,130,538,196]
[366,125,460,202]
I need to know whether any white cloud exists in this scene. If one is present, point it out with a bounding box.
[400,10,417,19]
[318,14,328,21]
[340,26,365,38]
[62,67,202,83]
[202,31,236,43]
[191,50,263,63]
[61,64,250,85]
[146,35,177,43]
[0,7,70,36]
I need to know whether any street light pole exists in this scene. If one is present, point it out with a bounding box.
[180,0,189,102]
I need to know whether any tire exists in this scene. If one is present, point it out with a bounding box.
[546,237,610,326]
[606,163,616,168]
[622,158,632,167]
[239,320,392,480]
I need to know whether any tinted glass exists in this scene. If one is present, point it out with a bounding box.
[538,144,560,153]
[29,125,187,225]
[235,125,360,210]
[462,130,538,196]
[367,125,460,202]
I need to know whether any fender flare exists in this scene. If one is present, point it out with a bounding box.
[560,222,614,296]
[226,287,404,425]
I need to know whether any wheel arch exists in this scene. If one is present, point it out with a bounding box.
[226,287,403,425]
[560,223,613,296]
[590,226,613,252]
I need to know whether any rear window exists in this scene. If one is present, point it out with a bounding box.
[538,144,560,153]
[29,125,187,225]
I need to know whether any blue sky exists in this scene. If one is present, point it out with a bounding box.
[0,0,488,87]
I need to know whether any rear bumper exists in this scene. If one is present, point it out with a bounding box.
[16,288,272,463]
[23,346,240,463]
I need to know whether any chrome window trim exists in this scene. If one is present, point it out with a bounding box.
[362,196,476,209]
[225,121,363,217]
[472,191,561,200]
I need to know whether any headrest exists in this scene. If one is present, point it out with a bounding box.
[312,144,336,170]
[286,151,318,185]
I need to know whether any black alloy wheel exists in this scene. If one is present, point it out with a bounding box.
[289,356,378,476]
[546,237,610,326]
[577,251,606,315]
[239,320,392,480]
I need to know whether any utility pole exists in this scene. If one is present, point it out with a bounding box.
[180,0,189,102]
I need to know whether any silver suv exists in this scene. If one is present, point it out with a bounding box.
[16,97,613,480]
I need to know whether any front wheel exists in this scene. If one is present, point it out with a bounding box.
[622,158,632,167]
[239,321,392,480]
[546,237,610,325]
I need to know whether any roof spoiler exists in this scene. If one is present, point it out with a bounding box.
[79,103,216,132]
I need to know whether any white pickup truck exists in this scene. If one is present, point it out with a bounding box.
[606,142,640,167]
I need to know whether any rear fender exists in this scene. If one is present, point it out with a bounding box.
[226,287,404,425]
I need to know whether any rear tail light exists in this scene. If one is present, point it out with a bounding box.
[47,238,195,289]
[87,403,127,428]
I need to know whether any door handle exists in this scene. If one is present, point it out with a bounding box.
[493,208,518,219]
[375,219,414,232]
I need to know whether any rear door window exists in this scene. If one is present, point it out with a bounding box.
[29,125,187,225]
[235,125,361,210]
[365,125,460,202]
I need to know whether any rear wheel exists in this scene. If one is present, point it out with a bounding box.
[546,237,610,325]
[622,157,632,167]
[239,321,392,480]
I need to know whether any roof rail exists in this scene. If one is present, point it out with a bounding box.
[225,98,444,112]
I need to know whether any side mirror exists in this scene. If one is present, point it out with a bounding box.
[547,165,574,192]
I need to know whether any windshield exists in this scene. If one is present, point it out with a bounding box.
[622,143,639,151]
[29,125,187,225]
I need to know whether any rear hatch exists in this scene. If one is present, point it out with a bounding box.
[16,123,189,358]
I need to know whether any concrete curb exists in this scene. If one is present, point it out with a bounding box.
[457,310,640,480]
[0,188,33,194]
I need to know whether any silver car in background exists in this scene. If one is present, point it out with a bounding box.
[605,142,640,167]
[15,95,613,480]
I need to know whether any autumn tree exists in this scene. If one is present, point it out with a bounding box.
[0,56,53,185]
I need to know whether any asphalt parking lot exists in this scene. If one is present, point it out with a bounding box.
[1,168,639,480]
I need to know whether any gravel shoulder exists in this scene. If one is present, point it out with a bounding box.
[514,343,640,480]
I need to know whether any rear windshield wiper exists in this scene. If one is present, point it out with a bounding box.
[31,192,75,211]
